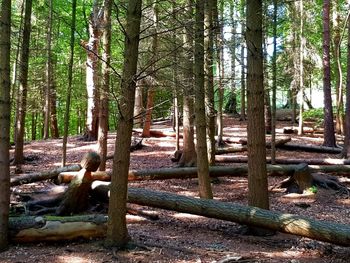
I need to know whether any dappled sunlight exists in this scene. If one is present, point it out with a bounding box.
[57,255,87,263]
[173,212,204,220]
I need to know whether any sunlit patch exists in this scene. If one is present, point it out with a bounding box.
[337,199,350,205]
[68,144,97,152]
[178,191,197,197]
[57,255,86,263]
[173,213,204,220]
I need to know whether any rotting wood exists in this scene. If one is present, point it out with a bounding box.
[90,183,350,247]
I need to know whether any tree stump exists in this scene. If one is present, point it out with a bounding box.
[56,152,101,216]
[279,163,313,194]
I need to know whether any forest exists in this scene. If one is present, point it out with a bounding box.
[1,0,350,262]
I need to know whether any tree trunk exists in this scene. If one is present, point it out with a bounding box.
[92,184,350,247]
[105,0,142,248]
[343,8,350,158]
[204,0,216,165]
[278,143,341,154]
[179,0,196,167]
[298,0,304,136]
[271,0,277,163]
[239,0,246,121]
[62,0,77,166]
[133,86,143,128]
[0,0,11,250]
[246,0,269,211]
[194,0,213,199]
[43,0,53,140]
[13,0,33,165]
[84,1,102,141]
[322,0,336,147]
[97,0,112,171]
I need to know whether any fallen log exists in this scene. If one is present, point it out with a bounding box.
[278,143,342,154]
[238,136,291,147]
[58,164,350,184]
[215,145,247,154]
[215,156,350,165]
[281,126,314,134]
[10,164,82,187]
[91,183,350,247]
[8,214,147,243]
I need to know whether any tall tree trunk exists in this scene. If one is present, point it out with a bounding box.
[105,0,142,248]
[342,14,350,158]
[334,2,344,135]
[0,0,11,251]
[97,0,112,171]
[84,1,102,141]
[322,0,336,147]
[14,0,33,165]
[271,0,277,164]
[214,0,224,145]
[62,0,77,166]
[246,0,269,211]
[179,0,197,167]
[204,0,216,165]
[133,86,143,128]
[298,0,304,135]
[240,0,246,121]
[43,0,53,139]
[194,0,213,199]
[49,80,59,138]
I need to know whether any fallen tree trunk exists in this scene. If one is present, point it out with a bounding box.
[10,164,82,186]
[281,126,314,134]
[215,156,350,165]
[278,143,342,154]
[91,183,350,247]
[215,145,247,154]
[238,136,291,147]
[58,164,350,184]
[8,214,147,243]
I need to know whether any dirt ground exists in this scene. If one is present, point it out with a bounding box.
[1,115,350,263]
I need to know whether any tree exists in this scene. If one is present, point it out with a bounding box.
[97,0,112,171]
[84,0,103,141]
[322,0,336,147]
[194,0,213,199]
[13,0,33,165]
[105,0,142,247]
[62,0,77,166]
[179,0,197,167]
[239,0,246,121]
[246,0,269,211]
[298,0,304,135]
[0,0,11,250]
[204,0,216,165]
[271,0,277,164]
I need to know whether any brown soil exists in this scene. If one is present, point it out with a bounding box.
[1,115,350,263]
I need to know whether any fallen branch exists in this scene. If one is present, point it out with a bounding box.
[278,143,342,154]
[91,183,350,247]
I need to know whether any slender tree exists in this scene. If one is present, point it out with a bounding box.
[0,0,11,251]
[62,0,77,166]
[194,0,213,199]
[97,0,112,171]
[271,0,277,164]
[13,0,33,165]
[240,0,246,121]
[179,0,197,167]
[246,0,269,210]
[204,0,216,165]
[298,0,304,135]
[106,0,142,247]
[322,0,336,147]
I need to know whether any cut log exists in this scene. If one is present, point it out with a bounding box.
[10,164,82,186]
[57,171,111,184]
[238,136,291,147]
[9,214,147,243]
[58,164,350,184]
[279,163,313,193]
[278,143,342,154]
[215,156,350,165]
[281,126,314,134]
[91,183,350,247]
[80,151,101,172]
[215,145,247,154]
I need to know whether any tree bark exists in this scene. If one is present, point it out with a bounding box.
[106,0,142,248]
[322,0,336,147]
[14,0,33,165]
[278,143,341,154]
[62,0,77,166]
[246,0,269,211]
[0,0,11,251]
[91,184,350,247]
[97,0,112,171]
[343,7,350,158]
[194,0,213,199]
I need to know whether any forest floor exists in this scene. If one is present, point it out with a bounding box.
[1,113,350,263]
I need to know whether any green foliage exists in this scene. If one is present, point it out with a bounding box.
[307,185,318,194]
[302,108,324,120]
